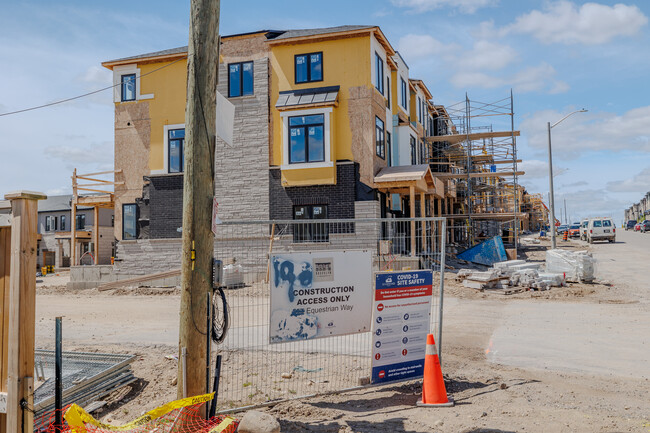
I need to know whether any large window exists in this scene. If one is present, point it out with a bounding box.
[289,114,325,164]
[400,78,407,110]
[375,116,385,159]
[386,131,392,166]
[386,77,391,108]
[60,215,66,231]
[123,204,137,240]
[417,96,422,123]
[293,205,328,242]
[168,128,185,173]
[45,216,57,232]
[295,52,323,84]
[375,52,384,95]
[419,140,426,164]
[410,135,417,165]
[228,61,254,97]
[76,214,85,230]
[121,74,136,102]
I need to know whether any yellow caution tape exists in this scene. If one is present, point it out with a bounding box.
[64,393,214,433]
[208,416,236,432]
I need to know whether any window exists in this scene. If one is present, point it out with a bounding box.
[375,52,384,95]
[419,140,425,164]
[417,96,422,123]
[289,114,325,163]
[375,117,385,159]
[295,52,323,84]
[76,214,85,230]
[121,74,136,102]
[228,61,254,97]
[45,216,58,232]
[168,128,185,173]
[386,77,391,108]
[60,215,66,231]
[400,78,407,109]
[386,131,392,166]
[410,135,417,165]
[603,220,612,227]
[293,205,328,242]
[123,204,137,240]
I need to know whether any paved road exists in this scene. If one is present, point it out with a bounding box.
[483,229,650,379]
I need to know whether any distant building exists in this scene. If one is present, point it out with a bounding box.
[37,195,114,268]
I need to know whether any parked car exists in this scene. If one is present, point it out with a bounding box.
[625,220,637,230]
[587,217,616,243]
[568,223,581,238]
[557,225,569,235]
[641,220,650,233]
[580,219,590,241]
[634,222,642,232]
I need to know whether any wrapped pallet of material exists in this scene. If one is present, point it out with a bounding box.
[545,249,595,283]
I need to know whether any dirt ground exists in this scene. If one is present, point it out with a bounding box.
[35,232,650,432]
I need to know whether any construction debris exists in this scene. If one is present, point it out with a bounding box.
[457,254,573,293]
[545,249,596,283]
[33,350,136,422]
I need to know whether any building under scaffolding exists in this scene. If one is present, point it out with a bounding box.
[427,92,526,255]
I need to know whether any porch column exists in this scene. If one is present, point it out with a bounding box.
[409,185,416,257]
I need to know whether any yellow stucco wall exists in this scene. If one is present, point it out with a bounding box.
[138,59,188,172]
[270,35,372,186]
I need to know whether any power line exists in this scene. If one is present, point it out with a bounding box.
[0,57,186,117]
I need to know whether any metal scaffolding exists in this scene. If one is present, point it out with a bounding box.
[427,91,523,254]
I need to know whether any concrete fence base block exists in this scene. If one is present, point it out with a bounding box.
[237,410,281,433]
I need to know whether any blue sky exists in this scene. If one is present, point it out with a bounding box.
[1,0,649,222]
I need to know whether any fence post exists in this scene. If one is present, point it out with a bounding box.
[4,190,46,433]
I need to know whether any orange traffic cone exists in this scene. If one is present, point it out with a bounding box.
[417,334,454,407]
[563,230,568,241]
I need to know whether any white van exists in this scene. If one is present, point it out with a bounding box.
[587,217,615,243]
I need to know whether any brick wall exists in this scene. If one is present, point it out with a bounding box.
[146,174,184,239]
[269,162,363,221]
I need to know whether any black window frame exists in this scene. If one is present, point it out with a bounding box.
[386,76,391,108]
[168,128,185,173]
[417,96,421,123]
[76,214,85,230]
[45,216,51,232]
[60,215,66,231]
[294,52,323,84]
[400,78,407,110]
[121,73,136,102]
[410,135,417,165]
[375,116,385,159]
[293,204,329,243]
[122,204,138,240]
[288,114,325,164]
[375,52,384,95]
[228,61,254,98]
[386,131,392,166]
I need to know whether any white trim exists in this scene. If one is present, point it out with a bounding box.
[281,107,333,168]
[156,123,186,174]
[113,64,154,102]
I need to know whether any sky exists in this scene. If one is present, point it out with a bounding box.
[1,0,649,223]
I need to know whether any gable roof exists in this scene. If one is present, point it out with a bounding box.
[271,25,374,41]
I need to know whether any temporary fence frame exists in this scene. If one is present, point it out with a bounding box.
[209,217,447,413]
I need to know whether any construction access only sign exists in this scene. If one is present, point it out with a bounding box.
[371,270,433,384]
[269,250,372,343]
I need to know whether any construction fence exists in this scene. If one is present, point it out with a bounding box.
[210,217,447,412]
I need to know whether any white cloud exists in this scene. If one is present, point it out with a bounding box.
[451,62,569,94]
[79,65,112,87]
[519,159,568,180]
[503,1,648,45]
[562,181,588,188]
[397,34,456,61]
[456,40,517,71]
[391,0,497,14]
[607,167,650,193]
[521,106,650,158]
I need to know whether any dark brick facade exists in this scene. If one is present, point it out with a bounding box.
[269,162,375,221]
[140,174,184,239]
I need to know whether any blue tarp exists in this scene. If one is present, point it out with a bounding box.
[457,235,508,266]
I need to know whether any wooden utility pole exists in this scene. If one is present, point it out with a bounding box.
[3,191,46,433]
[178,0,220,410]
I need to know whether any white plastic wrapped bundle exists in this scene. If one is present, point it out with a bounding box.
[545,249,596,283]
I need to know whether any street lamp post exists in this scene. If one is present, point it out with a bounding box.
[548,109,587,249]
